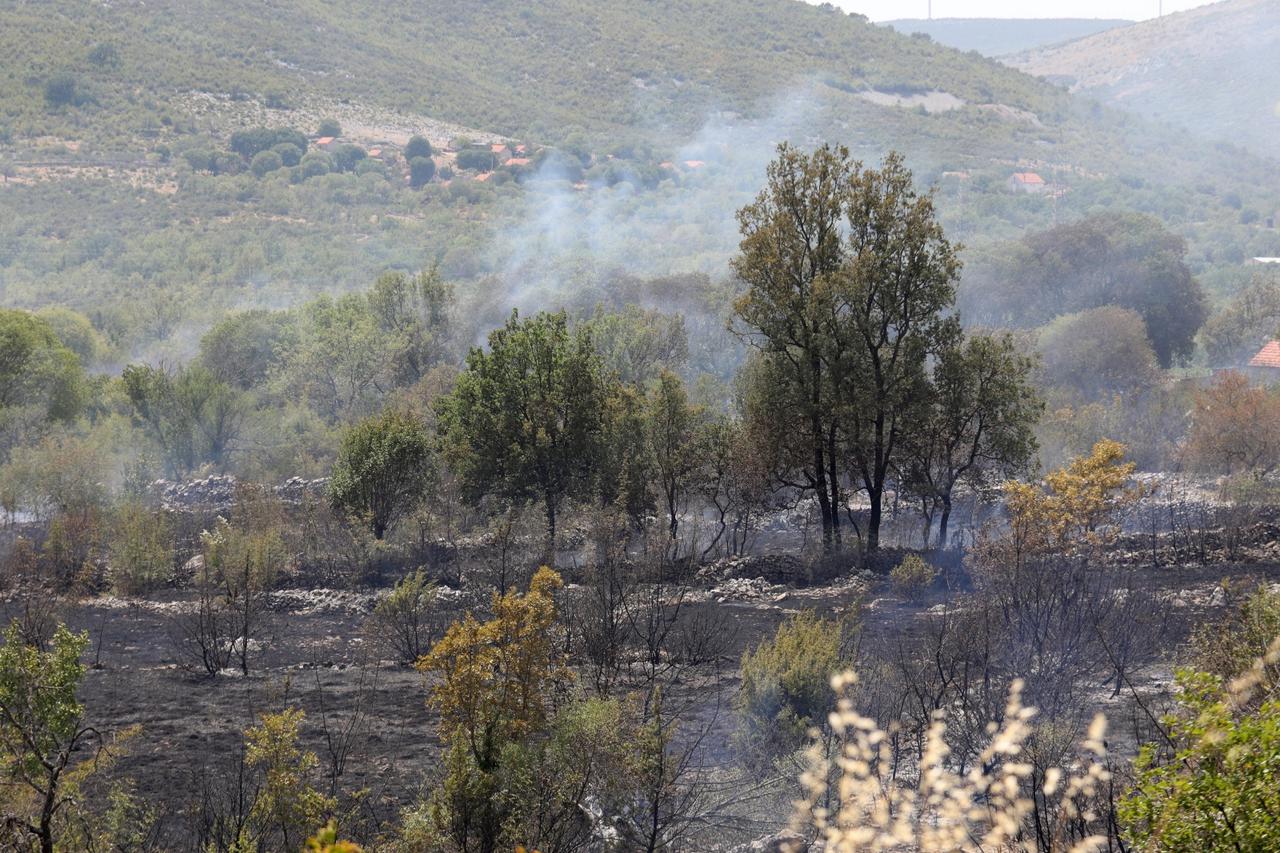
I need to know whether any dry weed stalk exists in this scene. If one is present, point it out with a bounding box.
[790,672,1110,852]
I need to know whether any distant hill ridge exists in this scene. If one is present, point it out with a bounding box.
[885,18,1132,57]
[1010,0,1280,161]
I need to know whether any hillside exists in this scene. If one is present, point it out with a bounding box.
[1,0,1278,356]
[884,18,1131,57]
[1010,0,1280,161]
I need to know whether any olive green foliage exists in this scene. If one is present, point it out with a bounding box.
[439,311,605,555]
[34,306,109,368]
[0,621,94,853]
[108,502,172,595]
[121,363,246,475]
[404,136,432,161]
[329,409,434,539]
[1121,670,1280,851]
[1037,306,1161,403]
[372,568,440,663]
[250,149,284,177]
[197,309,293,391]
[408,155,435,187]
[229,126,308,161]
[891,554,937,601]
[738,610,848,762]
[244,708,337,851]
[905,332,1041,547]
[963,212,1207,368]
[0,310,88,451]
[733,146,964,556]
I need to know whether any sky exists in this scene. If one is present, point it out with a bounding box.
[822,0,1218,21]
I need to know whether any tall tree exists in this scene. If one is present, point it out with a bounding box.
[645,370,702,541]
[732,144,851,551]
[439,311,605,561]
[904,333,1042,548]
[831,152,962,556]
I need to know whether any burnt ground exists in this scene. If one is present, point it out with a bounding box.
[3,555,1279,850]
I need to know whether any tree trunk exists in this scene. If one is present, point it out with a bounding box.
[866,484,882,558]
[936,497,953,550]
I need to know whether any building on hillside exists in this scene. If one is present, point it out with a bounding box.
[315,136,336,150]
[1007,172,1047,194]
[491,143,511,163]
[1243,340,1280,381]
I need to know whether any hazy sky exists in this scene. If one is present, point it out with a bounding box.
[823,0,1217,21]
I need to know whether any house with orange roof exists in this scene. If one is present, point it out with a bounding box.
[490,143,511,163]
[315,136,336,150]
[1007,172,1047,194]
[506,157,531,168]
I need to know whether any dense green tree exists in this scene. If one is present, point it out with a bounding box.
[278,293,404,423]
[595,382,654,526]
[230,127,308,160]
[121,363,246,475]
[198,308,294,390]
[904,333,1042,548]
[1038,306,1161,402]
[366,268,454,386]
[408,156,436,188]
[272,141,303,167]
[589,305,688,386]
[732,143,851,552]
[645,370,702,540]
[34,307,108,368]
[455,147,495,172]
[330,144,367,173]
[329,409,434,540]
[439,311,605,560]
[404,135,433,161]
[964,212,1206,367]
[0,310,88,453]
[250,149,284,177]
[831,152,961,556]
[316,119,342,138]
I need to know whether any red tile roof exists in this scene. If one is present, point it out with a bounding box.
[1011,172,1045,185]
[316,136,335,146]
[1249,340,1280,368]
[507,157,531,167]
[491,143,509,153]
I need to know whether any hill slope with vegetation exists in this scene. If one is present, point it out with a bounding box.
[0,0,1277,359]
[1010,0,1280,161]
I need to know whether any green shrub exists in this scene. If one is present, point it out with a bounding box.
[272,142,303,167]
[737,610,846,763]
[109,503,172,595]
[409,156,435,188]
[404,135,433,160]
[251,150,284,178]
[372,569,440,663]
[317,119,342,138]
[891,554,937,602]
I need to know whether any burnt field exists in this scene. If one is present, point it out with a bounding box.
[6,536,1276,850]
